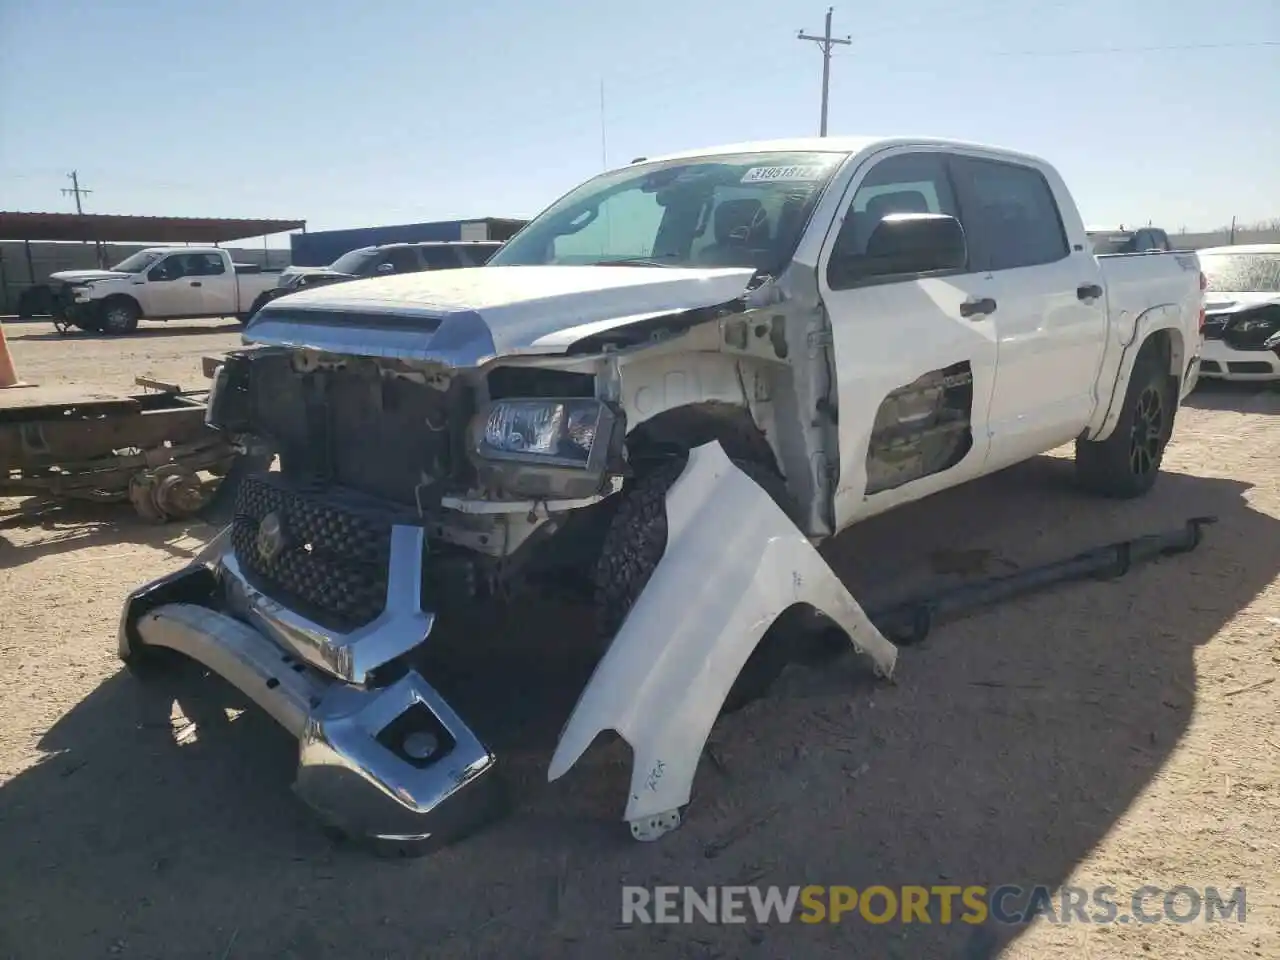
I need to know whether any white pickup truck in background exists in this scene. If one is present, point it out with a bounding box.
[48,247,283,334]
[122,136,1206,853]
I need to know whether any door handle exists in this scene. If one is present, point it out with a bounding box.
[959,297,997,318]
[1077,283,1102,301]
[189,281,202,287]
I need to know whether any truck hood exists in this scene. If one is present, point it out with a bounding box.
[1204,291,1280,313]
[279,264,338,281]
[277,266,355,289]
[47,269,131,285]
[244,264,759,366]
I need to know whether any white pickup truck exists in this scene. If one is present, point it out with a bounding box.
[119,136,1204,855]
[49,247,282,334]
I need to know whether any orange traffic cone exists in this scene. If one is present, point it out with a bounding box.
[0,319,32,388]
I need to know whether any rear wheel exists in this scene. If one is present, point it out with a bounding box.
[1075,343,1175,498]
[593,454,805,712]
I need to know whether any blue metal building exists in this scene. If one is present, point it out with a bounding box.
[289,217,527,266]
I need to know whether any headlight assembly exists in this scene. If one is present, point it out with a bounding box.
[1232,317,1278,333]
[469,398,622,499]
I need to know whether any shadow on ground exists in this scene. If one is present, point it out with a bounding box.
[1,456,1276,959]
[12,321,242,343]
[0,499,211,569]
[1181,378,1279,413]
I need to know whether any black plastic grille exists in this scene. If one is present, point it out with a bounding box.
[231,474,397,632]
[1201,315,1228,341]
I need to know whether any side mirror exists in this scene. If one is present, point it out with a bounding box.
[844,213,968,282]
[376,262,395,274]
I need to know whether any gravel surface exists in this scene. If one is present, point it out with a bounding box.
[1,319,1277,959]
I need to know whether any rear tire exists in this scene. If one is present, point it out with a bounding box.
[1075,343,1175,499]
[592,454,805,712]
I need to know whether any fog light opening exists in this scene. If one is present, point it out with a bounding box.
[375,702,457,768]
[402,730,439,760]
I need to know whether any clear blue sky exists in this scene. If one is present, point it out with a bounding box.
[1,0,1276,244]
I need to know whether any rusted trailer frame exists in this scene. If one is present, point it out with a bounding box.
[0,378,236,521]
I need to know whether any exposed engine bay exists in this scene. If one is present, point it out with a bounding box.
[205,346,641,616]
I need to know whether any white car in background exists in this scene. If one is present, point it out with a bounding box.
[1197,244,1280,382]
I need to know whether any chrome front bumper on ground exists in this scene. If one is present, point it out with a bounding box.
[116,531,505,855]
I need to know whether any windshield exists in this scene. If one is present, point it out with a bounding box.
[110,250,164,273]
[328,248,383,275]
[1200,252,1280,293]
[489,151,848,273]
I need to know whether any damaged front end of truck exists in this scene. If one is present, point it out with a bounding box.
[116,257,898,855]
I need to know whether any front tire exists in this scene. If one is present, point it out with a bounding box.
[100,298,140,335]
[592,454,804,711]
[1075,344,1175,498]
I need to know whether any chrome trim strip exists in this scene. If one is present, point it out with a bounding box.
[135,602,321,737]
[220,524,435,685]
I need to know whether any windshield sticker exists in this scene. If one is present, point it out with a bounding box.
[741,164,831,184]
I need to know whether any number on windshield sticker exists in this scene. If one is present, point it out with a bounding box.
[740,165,829,184]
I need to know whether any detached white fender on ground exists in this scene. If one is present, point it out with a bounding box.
[547,441,898,841]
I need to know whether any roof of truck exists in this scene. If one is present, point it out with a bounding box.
[639,135,1050,167]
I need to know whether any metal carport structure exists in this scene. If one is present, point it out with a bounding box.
[0,212,306,314]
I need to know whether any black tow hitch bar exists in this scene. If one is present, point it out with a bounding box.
[865,516,1217,645]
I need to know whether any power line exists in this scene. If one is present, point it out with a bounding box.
[989,39,1280,57]
[60,170,92,213]
[833,39,1279,59]
[797,7,851,137]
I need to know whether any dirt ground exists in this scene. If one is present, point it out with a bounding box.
[1,318,1277,960]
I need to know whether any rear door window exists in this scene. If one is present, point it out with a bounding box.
[949,156,1069,271]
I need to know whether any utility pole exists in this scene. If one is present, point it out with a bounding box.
[797,7,851,137]
[61,170,102,266]
[61,170,92,214]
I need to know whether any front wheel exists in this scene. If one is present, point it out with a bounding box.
[593,455,805,712]
[99,298,140,335]
[1075,346,1175,499]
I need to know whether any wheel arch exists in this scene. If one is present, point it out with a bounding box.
[1087,306,1185,443]
[625,400,778,471]
[98,292,143,320]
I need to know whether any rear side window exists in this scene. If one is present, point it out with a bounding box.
[949,156,1069,271]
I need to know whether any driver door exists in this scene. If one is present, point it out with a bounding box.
[819,147,999,529]
[143,255,190,317]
